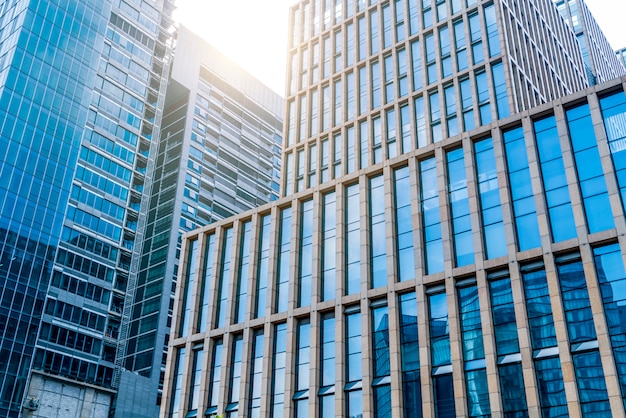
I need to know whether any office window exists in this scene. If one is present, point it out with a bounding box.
[370,9,380,55]
[447,148,474,267]
[372,117,382,163]
[452,0,462,14]
[276,208,292,313]
[503,127,540,251]
[386,108,397,159]
[475,71,491,124]
[460,77,474,131]
[312,41,320,82]
[334,79,343,126]
[420,158,443,274]
[188,348,203,414]
[208,341,223,410]
[572,351,611,416]
[346,308,363,416]
[228,335,243,411]
[346,22,355,67]
[469,12,483,64]
[235,222,252,324]
[392,167,416,282]
[411,39,423,91]
[301,47,309,90]
[323,36,331,78]
[521,264,557,351]
[311,89,319,137]
[347,72,355,120]
[358,16,367,61]
[382,3,392,49]
[215,229,233,328]
[372,60,381,109]
[491,62,509,118]
[445,84,458,137]
[179,240,198,337]
[436,0,447,21]
[346,183,361,294]
[534,116,576,242]
[294,319,311,417]
[287,101,296,146]
[415,96,427,148]
[319,313,336,418]
[322,192,337,301]
[440,26,452,78]
[334,132,343,177]
[347,126,356,174]
[566,103,614,233]
[458,282,490,417]
[430,91,442,142]
[399,293,422,417]
[395,0,406,42]
[593,244,626,408]
[300,95,308,144]
[359,120,369,169]
[169,348,185,418]
[384,54,395,104]
[255,215,271,318]
[599,91,626,211]
[271,324,288,418]
[285,153,294,196]
[199,234,216,331]
[334,29,343,72]
[454,19,468,71]
[484,4,500,57]
[397,48,408,97]
[474,137,506,259]
[429,290,455,417]
[557,255,596,343]
[322,85,330,132]
[408,0,419,35]
[425,33,437,85]
[249,331,264,418]
[297,148,305,192]
[299,200,314,307]
[400,104,411,154]
[535,357,568,417]
[422,0,433,28]
[321,139,330,182]
[359,66,368,115]
[309,143,318,187]
[372,302,391,417]
[370,175,387,288]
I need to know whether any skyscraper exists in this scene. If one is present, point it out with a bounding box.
[0,0,174,416]
[113,26,283,418]
[162,0,626,417]
[552,0,626,84]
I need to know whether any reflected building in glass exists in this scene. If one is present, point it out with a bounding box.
[162,0,626,417]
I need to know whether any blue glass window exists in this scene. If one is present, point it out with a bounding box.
[372,303,391,417]
[276,208,292,313]
[491,62,509,118]
[255,215,271,318]
[169,348,185,418]
[372,61,381,110]
[235,222,252,323]
[499,363,528,417]
[429,290,452,368]
[454,19,468,72]
[345,308,363,416]
[433,373,455,418]
[299,201,314,307]
[393,167,415,281]
[370,176,387,288]
[199,235,216,331]
[521,266,557,351]
[556,257,596,343]
[346,184,361,294]
[489,276,520,356]
[534,116,576,242]
[572,351,611,416]
[535,357,568,417]
[447,148,474,266]
[484,4,500,57]
[475,138,506,259]
[249,330,264,417]
[503,127,540,251]
[599,91,626,212]
[360,120,369,169]
[180,240,198,337]
[319,313,336,416]
[400,105,412,154]
[294,319,311,417]
[411,40,423,92]
[188,348,203,413]
[399,293,422,417]
[420,158,443,275]
[593,244,626,408]
[271,323,288,417]
[215,229,233,328]
[228,335,244,407]
[208,341,223,410]
[566,103,614,233]
[322,193,337,301]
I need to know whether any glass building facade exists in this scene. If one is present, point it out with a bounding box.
[164,78,626,418]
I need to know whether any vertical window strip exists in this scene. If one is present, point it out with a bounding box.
[372,60,381,109]
[599,91,626,211]
[322,192,337,301]
[199,234,216,332]
[294,319,311,417]
[299,200,314,307]
[360,120,370,169]
[228,335,243,410]
[188,348,203,413]
[372,304,392,417]
[319,313,336,416]
[271,324,288,417]
[428,291,455,417]
[386,109,397,159]
[346,183,361,294]
[255,215,271,318]
[248,330,264,417]
[502,127,540,251]
[347,72,355,121]
[400,104,411,154]
[235,222,251,324]
[534,116,576,242]
[415,96,427,148]
[447,148,474,267]
[556,257,596,344]
[420,158,443,274]
[276,208,292,313]
[169,347,186,418]
[347,126,356,174]
[215,229,233,329]
[484,4,500,57]
[334,132,343,177]
[399,293,422,417]
[411,39,423,92]
[566,103,614,233]
[384,54,395,104]
[370,176,387,288]
[359,66,368,115]
[474,137,506,259]
[491,62,509,118]
[394,166,416,281]
[346,310,363,417]
[180,240,198,337]
[208,341,223,410]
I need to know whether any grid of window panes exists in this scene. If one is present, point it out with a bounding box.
[166,82,626,418]
[281,0,590,197]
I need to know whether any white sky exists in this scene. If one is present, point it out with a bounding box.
[174,0,626,96]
